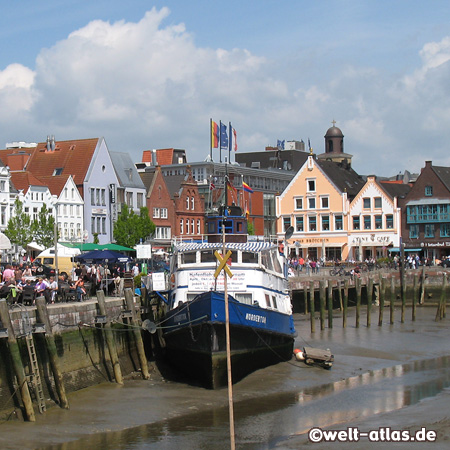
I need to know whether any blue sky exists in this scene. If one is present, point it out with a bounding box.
[1,1,450,175]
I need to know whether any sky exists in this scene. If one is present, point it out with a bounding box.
[1,0,450,177]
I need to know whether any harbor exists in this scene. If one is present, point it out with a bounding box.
[0,302,448,449]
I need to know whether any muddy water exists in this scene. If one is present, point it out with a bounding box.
[1,307,450,450]
[39,356,450,449]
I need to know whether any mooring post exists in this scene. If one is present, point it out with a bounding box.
[303,284,308,315]
[378,277,385,326]
[309,281,315,333]
[124,288,150,379]
[420,264,426,305]
[355,277,361,328]
[367,277,373,327]
[337,280,343,311]
[435,273,447,321]
[96,290,123,385]
[319,280,326,331]
[401,272,407,324]
[327,280,333,329]
[0,299,35,422]
[343,279,348,328]
[390,276,395,324]
[412,273,418,322]
[35,296,69,409]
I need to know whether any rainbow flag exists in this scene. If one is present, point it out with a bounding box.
[242,181,253,194]
[211,120,219,148]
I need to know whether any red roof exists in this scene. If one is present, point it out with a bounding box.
[25,138,99,189]
[0,149,33,171]
[142,148,175,166]
[10,171,46,193]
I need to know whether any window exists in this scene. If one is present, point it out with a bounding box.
[91,217,95,233]
[102,189,106,206]
[308,197,316,209]
[307,179,316,192]
[440,224,450,237]
[425,224,435,238]
[137,193,144,208]
[322,215,330,231]
[0,180,5,191]
[96,189,100,205]
[386,214,393,229]
[363,198,371,209]
[102,217,106,234]
[425,186,433,196]
[283,217,291,232]
[126,191,133,206]
[180,219,183,234]
[161,208,168,219]
[155,227,171,240]
[64,188,68,199]
[335,215,343,230]
[71,188,75,199]
[191,196,195,210]
[309,216,317,231]
[353,216,360,230]
[375,215,382,229]
[295,198,303,210]
[197,219,201,234]
[53,167,63,176]
[0,206,6,225]
[409,224,419,238]
[91,189,95,205]
[191,219,195,234]
[97,217,101,233]
[153,208,160,218]
[295,216,304,232]
[364,215,371,230]
[374,197,382,208]
[186,196,190,210]
[321,197,329,209]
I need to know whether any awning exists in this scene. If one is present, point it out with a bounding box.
[175,242,276,253]
[26,241,44,252]
[389,247,422,252]
[0,232,12,250]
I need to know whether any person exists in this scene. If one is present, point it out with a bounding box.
[23,265,32,277]
[48,276,58,303]
[75,278,86,301]
[35,277,50,302]
[132,263,140,277]
[2,265,15,282]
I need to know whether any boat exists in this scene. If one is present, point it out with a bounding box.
[156,202,296,389]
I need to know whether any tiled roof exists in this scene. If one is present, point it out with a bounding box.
[380,181,412,199]
[110,151,145,189]
[139,171,157,197]
[25,138,99,186]
[432,165,450,192]
[142,148,175,166]
[36,175,73,197]
[0,149,33,171]
[10,171,46,194]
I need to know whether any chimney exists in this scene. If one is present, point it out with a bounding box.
[152,149,157,166]
[51,135,55,151]
[46,136,51,152]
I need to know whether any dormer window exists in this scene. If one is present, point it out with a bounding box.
[425,186,433,196]
[53,168,63,176]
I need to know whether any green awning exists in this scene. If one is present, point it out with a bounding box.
[61,242,135,252]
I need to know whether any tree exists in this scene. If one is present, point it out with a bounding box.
[113,205,155,248]
[4,198,33,249]
[31,204,56,248]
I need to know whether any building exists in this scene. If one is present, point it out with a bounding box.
[401,161,450,260]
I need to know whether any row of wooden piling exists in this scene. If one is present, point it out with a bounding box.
[304,271,448,333]
[0,288,149,421]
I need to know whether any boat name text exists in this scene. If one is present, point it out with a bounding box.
[245,313,266,324]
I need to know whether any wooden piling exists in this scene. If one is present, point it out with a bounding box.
[367,277,373,327]
[401,271,407,324]
[124,288,150,379]
[412,273,418,322]
[0,299,35,422]
[319,280,326,331]
[327,280,333,329]
[420,265,426,305]
[390,276,395,324]
[378,277,385,326]
[96,290,123,385]
[303,284,308,315]
[435,274,447,321]
[309,281,315,333]
[355,277,361,328]
[35,297,69,409]
[337,280,343,311]
[343,279,348,328]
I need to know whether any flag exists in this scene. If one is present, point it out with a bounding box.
[226,179,237,194]
[211,120,219,148]
[242,181,253,194]
[220,122,228,149]
[277,139,285,150]
[308,138,311,151]
[229,123,237,151]
[210,181,216,190]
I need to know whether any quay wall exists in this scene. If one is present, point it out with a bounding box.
[0,297,149,416]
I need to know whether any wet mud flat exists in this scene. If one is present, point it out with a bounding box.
[0,306,449,449]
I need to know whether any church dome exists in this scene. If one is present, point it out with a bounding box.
[325,125,343,138]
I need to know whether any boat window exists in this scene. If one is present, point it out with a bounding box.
[265,294,271,307]
[270,249,283,274]
[242,252,258,264]
[235,293,252,305]
[181,252,196,264]
[271,296,278,309]
[186,293,197,302]
[200,250,216,263]
[261,251,274,272]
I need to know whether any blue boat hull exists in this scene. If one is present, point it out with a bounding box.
[161,291,296,388]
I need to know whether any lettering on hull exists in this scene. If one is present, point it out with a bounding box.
[245,313,267,324]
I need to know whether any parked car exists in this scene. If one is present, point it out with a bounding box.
[31,261,56,278]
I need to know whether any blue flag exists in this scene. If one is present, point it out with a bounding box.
[277,139,285,150]
[220,122,229,149]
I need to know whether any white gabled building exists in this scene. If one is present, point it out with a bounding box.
[0,162,12,231]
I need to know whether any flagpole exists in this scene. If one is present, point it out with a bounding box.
[210,118,213,162]
[219,120,222,163]
[228,122,232,164]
